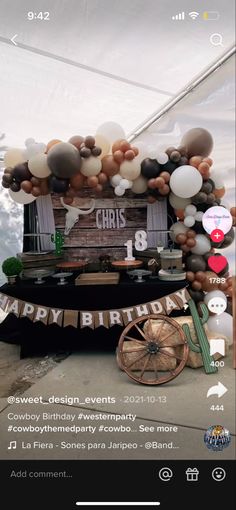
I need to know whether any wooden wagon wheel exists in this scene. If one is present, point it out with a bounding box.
[117,314,189,385]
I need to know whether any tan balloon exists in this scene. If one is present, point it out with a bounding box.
[120,159,141,181]
[131,175,148,194]
[95,134,110,159]
[4,148,26,168]
[80,156,102,177]
[28,154,51,178]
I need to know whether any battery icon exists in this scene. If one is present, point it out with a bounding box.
[203,11,220,20]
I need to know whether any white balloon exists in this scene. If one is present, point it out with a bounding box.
[169,222,188,242]
[207,312,233,345]
[81,156,102,176]
[134,141,150,162]
[169,193,191,210]
[131,175,148,194]
[110,174,122,187]
[191,234,211,255]
[9,188,37,204]
[26,143,46,159]
[169,165,203,198]
[4,148,26,168]
[210,169,224,189]
[114,185,125,196]
[195,211,204,222]
[96,122,125,144]
[28,154,51,178]
[25,137,35,147]
[120,178,131,190]
[184,215,195,227]
[120,159,141,181]
[185,204,197,216]
[156,152,168,165]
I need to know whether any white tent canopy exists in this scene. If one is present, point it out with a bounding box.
[0,0,235,283]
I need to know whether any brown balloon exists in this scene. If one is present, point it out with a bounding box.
[95,184,103,193]
[69,172,84,190]
[214,187,225,198]
[159,184,170,195]
[46,139,62,153]
[186,238,196,248]
[186,271,195,282]
[120,140,131,153]
[21,180,33,194]
[201,271,219,292]
[31,186,41,197]
[192,280,202,291]
[159,171,170,183]
[189,156,202,168]
[101,155,120,177]
[112,139,127,153]
[113,150,125,164]
[125,150,135,160]
[181,128,213,158]
[31,177,40,186]
[186,229,196,238]
[176,233,187,244]
[195,271,206,282]
[68,135,84,150]
[84,136,95,149]
[147,195,156,204]
[98,172,108,184]
[87,176,99,188]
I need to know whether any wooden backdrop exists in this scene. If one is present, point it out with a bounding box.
[52,189,147,263]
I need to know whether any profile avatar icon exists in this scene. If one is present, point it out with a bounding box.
[204,425,231,452]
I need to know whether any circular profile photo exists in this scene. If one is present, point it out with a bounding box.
[204,425,231,452]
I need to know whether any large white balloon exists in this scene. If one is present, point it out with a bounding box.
[28,154,51,178]
[96,122,125,144]
[169,165,202,198]
[94,134,110,159]
[169,222,188,242]
[4,148,26,168]
[207,312,233,345]
[9,188,37,204]
[191,234,211,255]
[169,193,191,210]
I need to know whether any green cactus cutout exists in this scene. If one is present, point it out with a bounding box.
[51,230,64,256]
[183,299,217,374]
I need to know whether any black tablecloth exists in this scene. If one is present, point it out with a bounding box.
[0,275,188,356]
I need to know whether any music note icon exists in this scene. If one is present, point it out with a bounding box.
[8,441,17,450]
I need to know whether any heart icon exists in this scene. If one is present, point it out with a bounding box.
[208,255,228,274]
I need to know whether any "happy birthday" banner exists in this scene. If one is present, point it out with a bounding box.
[0,287,190,329]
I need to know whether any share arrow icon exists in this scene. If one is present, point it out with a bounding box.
[207,382,228,398]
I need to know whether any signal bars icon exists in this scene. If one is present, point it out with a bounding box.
[172,12,185,20]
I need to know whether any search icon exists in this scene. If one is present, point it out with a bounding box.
[210,33,224,46]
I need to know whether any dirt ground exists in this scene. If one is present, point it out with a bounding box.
[0,340,70,397]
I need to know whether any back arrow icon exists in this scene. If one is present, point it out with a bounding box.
[11,34,18,46]
[207,382,228,398]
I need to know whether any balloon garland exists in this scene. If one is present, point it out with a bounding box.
[1,124,235,323]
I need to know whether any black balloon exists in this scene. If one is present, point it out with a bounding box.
[141,158,160,179]
[201,181,213,194]
[161,160,177,174]
[50,176,69,193]
[188,288,205,303]
[47,142,81,178]
[185,254,207,272]
[219,228,234,248]
[12,163,32,182]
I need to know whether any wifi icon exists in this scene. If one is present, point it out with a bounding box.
[189,11,199,19]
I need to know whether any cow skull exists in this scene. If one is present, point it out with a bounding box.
[60,197,96,235]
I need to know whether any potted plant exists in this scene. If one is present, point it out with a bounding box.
[2,257,23,284]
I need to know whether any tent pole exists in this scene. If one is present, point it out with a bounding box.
[127,45,236,142]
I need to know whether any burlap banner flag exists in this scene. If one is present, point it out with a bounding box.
[0,288,190,330]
